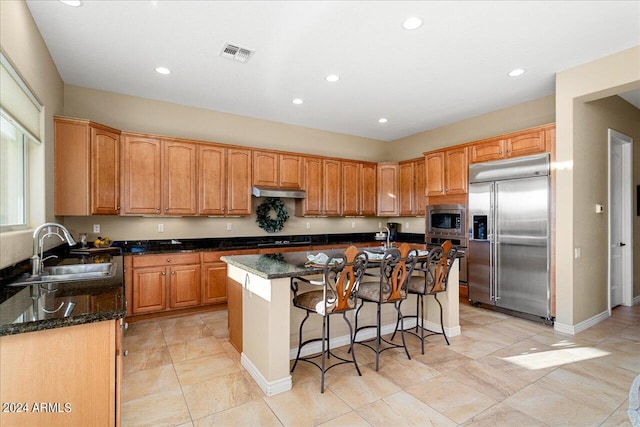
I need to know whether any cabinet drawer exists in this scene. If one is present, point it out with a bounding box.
[131,252,200,268]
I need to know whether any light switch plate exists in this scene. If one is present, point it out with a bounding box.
[158,224,164,233]
[93,224,100,233]
[226,223,232,231]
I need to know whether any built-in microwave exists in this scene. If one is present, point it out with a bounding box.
[427,204,465,237]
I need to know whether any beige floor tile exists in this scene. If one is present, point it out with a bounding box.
[476,339,557,383]
[182,371,264,420]
[158,313,205,329]
[358,390,457,427]
[264,380,352,427]
[316,410,371,427]
[373,350,439,388]
[503,383,610,426]
[460,402,546,427]
[123,330,167,352]
[125,320,162,337]
[406,375,497,424]
[460,324,521,347]
[174,353,241,386]
[460,309,510,325]
[599,400,632,427]
[123,344,173,374]
[162,323,215,345]
[193,399,282,427]
[598,335,640,354]
[446,360,530,401]
[167,336,225,363]
[536,366,630,412]
[122,364,181,402]
[198,309,228,322]
[446,335,505,360]
[202,318,230,338]
[411,344,473,374]
[121,388,190,427]
[176,422,194,427]
[327,365,402,409]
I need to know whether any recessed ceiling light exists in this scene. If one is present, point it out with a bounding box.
[402,17,423,30]
[378,118,388,124]
[508,68,526,77]
[292,98,303,105]
[325,74,340,82]
[155,67,171,75]
[60,0,82,6]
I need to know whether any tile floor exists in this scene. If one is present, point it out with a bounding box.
[121,301,640,426]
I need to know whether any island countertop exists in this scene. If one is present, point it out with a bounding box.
[221,251,327,280]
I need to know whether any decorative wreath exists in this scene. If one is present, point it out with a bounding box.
[256,197,289,233]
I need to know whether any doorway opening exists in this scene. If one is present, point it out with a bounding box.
[607,129,633,311]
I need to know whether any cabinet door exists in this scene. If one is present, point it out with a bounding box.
[253,150,279,187]
[227,277,243,352]
[122,135,162,214]
[54,118,90,216]
[322,159,341,216]
[506,130,546,157]
[341,161,359,216]
[377,163,399,216]
[90,127,120,215]
[413,159,427,216]
[131,266,166,314]
[360,162,377,216]
[398,162,414,216]
[198,144,226,215]
[279,154,303,188]
[202,262,228,304]
[226,148,252,215]
[470,139,505,163]
[298,156,323,216]
[163,140,197,215]
[445,147,468,194]
[169,264,201,309]
[425,152,445,196]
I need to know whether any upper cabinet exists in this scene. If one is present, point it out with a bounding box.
[121,135,197,215]
[425,147,468,196]
[253,151,303,189]
[54,117,121,216]
[225,148,253,216]
[295,157,341,216]
[377,163,399,216]
[398,158,426,216]
[341,161,377,216]
[469,127,552,164]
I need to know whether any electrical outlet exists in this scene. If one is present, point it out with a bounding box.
[351,221,356,228]
[93,224,100,233]
[158,223,164,233]
[226,222,232,231]
[306,222,310,230]
[405,222,409,229]
[378,222,382,228]
[574,247,581,259]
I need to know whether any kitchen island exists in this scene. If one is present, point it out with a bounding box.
[221,248,459,396]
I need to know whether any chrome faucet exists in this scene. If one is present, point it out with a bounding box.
[383,226,392,249]
[31,222,76,276]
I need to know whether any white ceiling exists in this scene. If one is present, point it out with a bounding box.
[26,1,640,141]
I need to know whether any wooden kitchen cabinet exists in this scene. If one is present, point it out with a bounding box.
[198,145,252,216]
[342,161,377,216]
[201,249,255,304]
[130,253,201,315]
[425,146,468,196]
[253,150,303,189]
[0,320,119,427]
[296,157,341,216]
[377,162,399,216]
[54,117,121,215]
[399,158,426,216]
[469,127,552,164]
[227,277,243,352]
[121,135,198,215]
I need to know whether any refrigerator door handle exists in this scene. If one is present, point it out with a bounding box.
[493,183,500,301]
[489,183,495,301]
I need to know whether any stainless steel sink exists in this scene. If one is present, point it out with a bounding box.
[8,262,117,286]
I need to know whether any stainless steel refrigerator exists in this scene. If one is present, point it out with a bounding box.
[467,153,551,321]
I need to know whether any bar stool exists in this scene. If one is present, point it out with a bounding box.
[290,245,368,393]
[393,240,458,353]
[352,243,418,371]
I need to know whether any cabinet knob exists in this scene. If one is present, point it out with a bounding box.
[123,322,129,330]
[162,271,166,276]
[156,207,160,210]
[165,207,169,211]
[166,258,171,263]
[222,208,225,213]
[123,350,128,357]
[171,271,175,275]
[117,206,120,210]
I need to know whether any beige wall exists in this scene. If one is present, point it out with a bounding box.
[556,45,640,327]
[572,96,640,318]
[388,95,555,160]
[0,0,64,269]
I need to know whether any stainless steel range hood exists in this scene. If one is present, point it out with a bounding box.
[251,186,306,198]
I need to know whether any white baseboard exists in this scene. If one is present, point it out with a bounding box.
[289,317,460,359]
[241,353,291,396]
[554,309,610,335]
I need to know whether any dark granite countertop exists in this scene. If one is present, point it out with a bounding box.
[221,251,327,280]
[0,255,125,336]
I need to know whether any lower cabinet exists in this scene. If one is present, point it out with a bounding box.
[130,253,201,315]
[227,277,243,352]
[0,320,120,427]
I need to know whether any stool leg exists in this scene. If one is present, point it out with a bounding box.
[419,294,425,354]
[434,293,450,345]
[390,299,404,341]
[343,312,361,376]
[395,301,411,361]
[291,311,310,372]
[321,315,327,393]
[375,302,381,371]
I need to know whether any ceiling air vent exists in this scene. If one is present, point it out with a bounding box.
[220,43,254,63]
